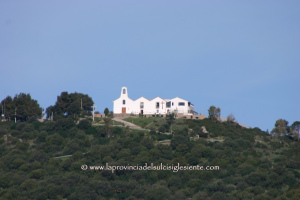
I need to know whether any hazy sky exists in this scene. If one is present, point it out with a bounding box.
[1,1,299,131]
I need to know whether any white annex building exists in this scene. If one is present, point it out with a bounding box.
[113,87,194,115]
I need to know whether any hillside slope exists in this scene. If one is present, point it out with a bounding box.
[0,118,299,200]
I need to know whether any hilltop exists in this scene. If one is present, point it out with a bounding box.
[0,116,299,199]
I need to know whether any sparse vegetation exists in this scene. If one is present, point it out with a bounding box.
[123,117,158,128]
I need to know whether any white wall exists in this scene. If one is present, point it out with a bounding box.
[171,97,189,115]
[113,87,193,115]
[113,87,135,114]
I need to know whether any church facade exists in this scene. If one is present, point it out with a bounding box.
[113,87,194,115]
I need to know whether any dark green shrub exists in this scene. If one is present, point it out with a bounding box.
[16,123,26,131]
[0,129,8,136]
[54,118,75,131]
[158,126,166,133]
[78,119,91,130]
[42,120,55,132]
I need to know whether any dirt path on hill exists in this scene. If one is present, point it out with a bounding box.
[112,117,150,131]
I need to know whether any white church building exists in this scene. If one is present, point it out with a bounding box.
[113,87,194,116]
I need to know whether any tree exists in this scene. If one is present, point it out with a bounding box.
[166,113,175,134]
[0,93,41,121]
[216,107,221,118]
[78,119,92,130]
[13,93,42,121]
[208,105,217,118]
[54,118,75,131]
[290,121,300,141]
[0,96,14,120]
[211,192,227,200]
[141,137,154,149]
[170,134,189,149]
[208,105,221,122]
[145,183,170,200]
[104,108,109,116]
[271,119,288,137]
[227,113,235,123]
[46,92,94,119]
[103,117,113,138]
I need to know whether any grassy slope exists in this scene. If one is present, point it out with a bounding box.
[123,117,158,128]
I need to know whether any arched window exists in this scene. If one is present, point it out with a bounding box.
[123,88,126,94]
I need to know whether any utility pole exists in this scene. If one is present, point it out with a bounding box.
[91,104,96,122]
[15,108,17,123]
[1,103,3,121]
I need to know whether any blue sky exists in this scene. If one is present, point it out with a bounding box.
[0,1,299,131]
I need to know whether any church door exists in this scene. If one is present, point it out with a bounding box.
[122,107,126,114]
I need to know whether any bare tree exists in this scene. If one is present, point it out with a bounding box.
[208,105,221,122]
[227,113,235,123]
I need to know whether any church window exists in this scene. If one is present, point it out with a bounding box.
[123,89,126,94]
[166,101,171,108]
[178,102,185,106]
[123,100,126,105]
[140,102,144,109]
[156,102,159,109]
